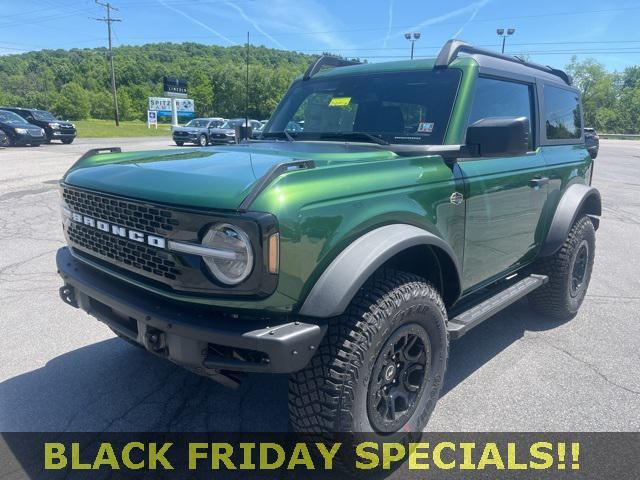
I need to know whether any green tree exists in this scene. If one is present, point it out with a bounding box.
[52,82,90,119]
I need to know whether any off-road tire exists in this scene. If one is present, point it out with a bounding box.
[529,215,595,320]
[288,269,448,434]
[175,141,184,146]
[198,134,208,147]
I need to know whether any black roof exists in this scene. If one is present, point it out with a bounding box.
[435,39,572,86]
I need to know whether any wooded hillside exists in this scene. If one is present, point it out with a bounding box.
[0,43,638,133]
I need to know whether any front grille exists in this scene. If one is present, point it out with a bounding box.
[63,187,178,235]
[63,187,183,284]
[60,127,75,134]
[29,130,43,137]
[67,224,182,280]
[61,185,277,297]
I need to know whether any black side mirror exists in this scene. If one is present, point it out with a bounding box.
[465,116,529,157]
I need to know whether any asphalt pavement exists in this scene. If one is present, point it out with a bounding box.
[0,138,638,432]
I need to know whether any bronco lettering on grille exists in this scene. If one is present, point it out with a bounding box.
[71,212,166,249]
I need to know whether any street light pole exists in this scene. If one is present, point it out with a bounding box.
[496,28,515,54]
[404,32,421,59]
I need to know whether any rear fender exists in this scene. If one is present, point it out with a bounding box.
[540,184,601,257]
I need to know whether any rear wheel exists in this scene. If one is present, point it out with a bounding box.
[198,134,208,147]
[288,269,448,433]
[529,215,595,320]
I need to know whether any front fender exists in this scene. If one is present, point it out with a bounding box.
[298,224,462,318]
[540,184,601,257]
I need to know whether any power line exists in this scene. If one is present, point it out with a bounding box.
[94,0,122,126]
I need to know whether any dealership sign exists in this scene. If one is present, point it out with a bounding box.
[148,97,195,118]
[163,76,188,98]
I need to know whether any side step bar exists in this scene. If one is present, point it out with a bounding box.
[447,274,548,339]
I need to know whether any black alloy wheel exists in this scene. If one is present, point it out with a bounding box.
[367,324,431,433]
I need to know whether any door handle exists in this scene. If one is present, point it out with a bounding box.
[529,176,549,188]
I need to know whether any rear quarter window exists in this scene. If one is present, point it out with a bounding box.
[543,85,582,141]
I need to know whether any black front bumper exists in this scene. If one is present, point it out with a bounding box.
[12,133,46,146]
[56,247,325,382]
[173,134,199,143]
[50,131,76,141]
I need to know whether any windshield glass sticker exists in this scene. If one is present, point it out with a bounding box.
[417,122,434,133]
[329,97,351,107]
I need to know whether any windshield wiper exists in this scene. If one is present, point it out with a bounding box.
[321,132,389,145]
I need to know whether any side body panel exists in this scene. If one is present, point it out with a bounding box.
[458,151,549,291]
[251,154,466,308]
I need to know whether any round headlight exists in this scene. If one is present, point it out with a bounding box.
[202,223,253,285]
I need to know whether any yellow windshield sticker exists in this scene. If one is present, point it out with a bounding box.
[329,97,351,107]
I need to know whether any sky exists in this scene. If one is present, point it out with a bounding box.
[1,0,640,72]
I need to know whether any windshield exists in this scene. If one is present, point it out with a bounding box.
[222,119,246,129]
[265,69,461,145]
[0,110,30,125]
[32,110,57,121]
[185,119,210,128]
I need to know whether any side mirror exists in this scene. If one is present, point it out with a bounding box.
[465,116,529,157]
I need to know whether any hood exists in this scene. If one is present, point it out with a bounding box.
[63,143,398,211]
[173,126,203,134]
[209,127,236,135]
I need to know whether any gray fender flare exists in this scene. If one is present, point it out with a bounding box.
[298,224,462,318]
[540,183,601,257]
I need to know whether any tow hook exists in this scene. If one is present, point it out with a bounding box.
[144,328,167,353]
[59,285,78,308]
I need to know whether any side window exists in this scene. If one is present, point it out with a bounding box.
[469,77,535,149]
[544,85,582,140]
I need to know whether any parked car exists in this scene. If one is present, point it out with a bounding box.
[0,107,76,144]
[56,40,600,435]
[0,109,47,146]
[172,117,225,146]
[0,130,8,147]
[208,118,262,143]
[584,127,599,159]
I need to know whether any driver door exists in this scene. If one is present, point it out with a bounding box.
[459,76,548,291]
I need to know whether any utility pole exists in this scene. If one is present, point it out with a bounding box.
[95,1,121,126]
[245,31,250,141]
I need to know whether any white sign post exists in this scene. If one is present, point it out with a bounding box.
[147,110,158,129]
[171,98,178,127]
[148,97,195,126]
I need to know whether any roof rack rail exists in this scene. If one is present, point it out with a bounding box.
[303,55,361,81]
[434,39,572,85]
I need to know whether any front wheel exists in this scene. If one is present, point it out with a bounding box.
[61,138,74,144]
[529,215,596,320]
[198,134,208,147]
[174,141,184,146]
[289,269,448,433]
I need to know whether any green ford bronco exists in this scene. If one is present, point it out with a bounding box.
[57,40,601,434]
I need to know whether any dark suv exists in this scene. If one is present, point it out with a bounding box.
[1,107,76,144]
[0,109,47,146]
[172,118,225,146]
